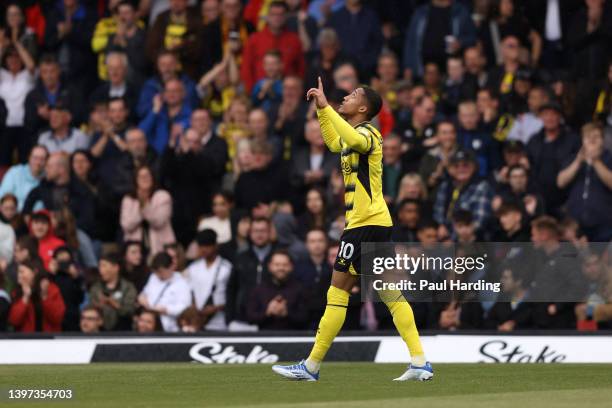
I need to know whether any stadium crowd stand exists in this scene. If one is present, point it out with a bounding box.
[0,0,611,334]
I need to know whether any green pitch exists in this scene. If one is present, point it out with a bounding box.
[2,363,612,408]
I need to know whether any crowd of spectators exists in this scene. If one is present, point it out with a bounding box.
[0,0,612,335]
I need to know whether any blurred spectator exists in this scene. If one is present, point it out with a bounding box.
[90,97,130,183]
[246,249,307,329]
[139,252,191,332]
[44,0,97,90]
[557,123,612,241]
[381,134,405,203]
[240,1,304,92]
[79,305,104,333]
[226,217,275,324]
[491,201,530,242]
[0,145,47,210]
[196,49,240,121]
[0,41,35,165]
[120,165,175,256]
[290,118,336,203]
[486,35,525,96]
[528,216,583,328]
[139,77,192,154]
[396,94,436,172]
[37,103,90,154]
[105,0,147,87]
[234,140,288,211]
[478,0,542,68]
[251,50,283,114]
[326,0,382,77]
[112,128,159,197]
[27,210,65,271]
[274,76,308,154]
[0,194,27,236]
[0,267,7,331]
[23,152,97,241]
[456,100,501,177]
[2,235,39,291]
[285,0,318,53]
[89,252,137,331]
[434,149,493,233]
[24,54,82,144]
[403,0,477,79]
[2,3,38,60]
[419,121,457,193]
[70,149,116,242]
[296,188,331,240]
[89,52,139,115]
[135,308,163,333]
[197,192,236,246]
[484,264,534,330]
[526,102,580,217]
[145,0,202,80]
[391,199,421,243]
[441,56,476,115]
[136,50,198,120]
[293,229,331,329]
[305,28,347,91]
[47,246,83,331]
[575,253,612,330]
[200,0,253,74]
[0,212,15,263]
[183,229,232,330]
[122,241,150,292]
[9,259,65,332]
[160,109,228,245]
[507,85,549,144]
[463,46,489,89]
[395,173,431,219]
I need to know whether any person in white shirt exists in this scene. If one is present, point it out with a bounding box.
[138,252,191,332]
[0,40,35,164]
[183,229,232,331]
[507,86,549,145]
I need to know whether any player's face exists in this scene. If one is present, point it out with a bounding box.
[338,88,366,117]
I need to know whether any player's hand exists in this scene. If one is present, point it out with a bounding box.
[306,77,329,109]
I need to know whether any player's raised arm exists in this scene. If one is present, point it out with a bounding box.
[319,104,371,155]
[308,77,342,153]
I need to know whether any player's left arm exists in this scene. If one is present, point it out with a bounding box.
[321,105,372,154]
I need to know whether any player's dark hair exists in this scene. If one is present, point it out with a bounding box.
[264,49,282,60]
[361,86,382,120]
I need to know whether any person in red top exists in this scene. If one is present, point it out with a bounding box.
[240,1,304,92]
[9,259,65,332]
[28,210,65,271]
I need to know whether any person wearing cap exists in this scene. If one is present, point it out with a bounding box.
[507,85,549,144]
[557,123,612,242]
[37,102,90,154]
[183,229,232,331]
[526,101,580,217]
[433,148,493,235]
[138,252,191,332]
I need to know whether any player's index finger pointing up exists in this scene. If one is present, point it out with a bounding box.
[318,76,323,91]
